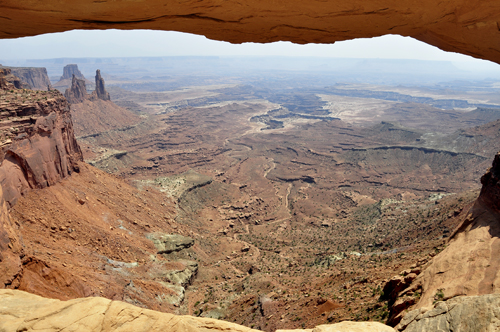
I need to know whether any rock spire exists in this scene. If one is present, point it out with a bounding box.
[94,69,110,101]
[64,74,88,104]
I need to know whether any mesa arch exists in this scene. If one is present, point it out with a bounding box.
[1,0,500,64]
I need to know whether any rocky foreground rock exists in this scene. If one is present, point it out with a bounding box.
[396,294,500,332]
[0,289,395,332]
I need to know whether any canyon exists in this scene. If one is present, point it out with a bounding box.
[0,56,499,332]
[1,0,500,330]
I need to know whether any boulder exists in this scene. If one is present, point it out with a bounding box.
[276,322,394,332]
[147,233,195,254]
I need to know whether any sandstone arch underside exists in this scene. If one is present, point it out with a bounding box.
[1,0,500,64]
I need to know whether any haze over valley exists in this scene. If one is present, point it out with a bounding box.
[1,42,500,331]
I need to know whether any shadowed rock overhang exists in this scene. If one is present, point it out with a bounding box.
[1,0,500,64]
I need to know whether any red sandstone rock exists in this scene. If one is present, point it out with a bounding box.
[0,88,82,207]
[93,69,110,101]
[64,75,89,104]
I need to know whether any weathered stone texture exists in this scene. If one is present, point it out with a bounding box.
[6,67,52,91]
[0,1,500,64]
[64,75,89,104]
[397,294,500,332]
[0,289,260,332]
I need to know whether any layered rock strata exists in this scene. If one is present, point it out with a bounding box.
[0,70,82,287]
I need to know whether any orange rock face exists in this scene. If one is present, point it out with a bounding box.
[386,152,500,325]
[0,90,82,207]
[0,1,500,64]
[0,72,82,289]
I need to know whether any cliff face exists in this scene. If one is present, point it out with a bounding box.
[0,68,30,90]
[2,67,52,91]
[0,69,82,289]
[387,152,500,326]
[0,77,82,207]
[478,153,500,212]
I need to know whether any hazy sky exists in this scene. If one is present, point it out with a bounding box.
[0,29,494,61]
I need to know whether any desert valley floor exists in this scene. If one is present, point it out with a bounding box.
[1,58,500,331]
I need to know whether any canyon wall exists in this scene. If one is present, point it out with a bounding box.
[383,152,500,327]
[0,68,29,90]
[0,69,82,286]
[1,66,52,91]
